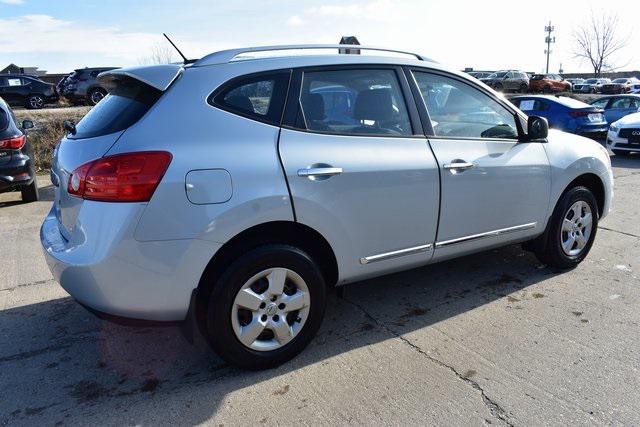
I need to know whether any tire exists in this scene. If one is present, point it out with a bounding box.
[21,177,39,202]
[88,88,107,106]
[543,85,552,94]
[519,84,528,93]
[535,186,598,269]
[493,83,503,91]
[25,94,44,110]
[204,244,326,370]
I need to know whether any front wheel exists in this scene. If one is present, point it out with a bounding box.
[535,186,598,269]
[88,88,107,106]
[204,244,326,370]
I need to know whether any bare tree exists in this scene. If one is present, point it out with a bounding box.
[138,42,179,65]
[573,12,631,77]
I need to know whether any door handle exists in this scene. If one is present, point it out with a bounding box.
[443,161,474,170]
[297,167,343,178]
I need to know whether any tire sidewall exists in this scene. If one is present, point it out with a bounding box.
[546,186,598,268]
[205,244,326,369]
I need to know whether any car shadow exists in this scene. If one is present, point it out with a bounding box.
[0,183,54,208]
[0,244,559,425]
[611,153,640,169]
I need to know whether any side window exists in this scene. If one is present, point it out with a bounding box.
[610,98,632,109]
[413,71,518,140]
[297,68,412,136]
[211,71,290,125]
[6,78,22,87]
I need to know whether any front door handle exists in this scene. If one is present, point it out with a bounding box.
[297,167,343,178]
[443,161,474,171]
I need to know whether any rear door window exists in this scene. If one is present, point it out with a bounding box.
[610,98,632,109]
[70,76,161,139]
[210,71,290,126]
[296,68,412,136]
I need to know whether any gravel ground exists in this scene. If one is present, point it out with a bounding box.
[0,153,639,426]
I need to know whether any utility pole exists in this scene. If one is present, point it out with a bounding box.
[545,22,555,74]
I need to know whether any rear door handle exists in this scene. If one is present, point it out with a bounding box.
[443,161,474,171]
[297,167,343,178]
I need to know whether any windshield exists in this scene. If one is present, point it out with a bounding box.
[531,75,545,80]
[584,79,597,84]
[71,77,161,139]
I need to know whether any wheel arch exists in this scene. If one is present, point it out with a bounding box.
[564,173,605,218]
[194,221,339,326]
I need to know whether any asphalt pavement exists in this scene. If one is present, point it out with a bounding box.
[1,154,639,426]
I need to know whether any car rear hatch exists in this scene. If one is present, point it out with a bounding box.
[51,64,182,240]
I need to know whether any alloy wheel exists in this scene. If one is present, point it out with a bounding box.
[560,200,593,257]
[231,267,311,351]
[29,96,44,109]
[90,90,105,105]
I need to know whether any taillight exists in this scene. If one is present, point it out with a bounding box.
[67,151,172,202]
[0,135,26,149]
[569,111,595,118]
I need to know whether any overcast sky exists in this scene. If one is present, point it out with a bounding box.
[0,0,637,74]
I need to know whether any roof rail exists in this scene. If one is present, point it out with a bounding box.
[193,44,431,67]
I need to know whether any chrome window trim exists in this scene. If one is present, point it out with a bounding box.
[360,243,433,265]
[435,223,537,248]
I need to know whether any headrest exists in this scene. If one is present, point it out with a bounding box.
[354,88,395,121]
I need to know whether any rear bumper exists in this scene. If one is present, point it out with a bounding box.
[40,204,221,321]
[0,153,34,192]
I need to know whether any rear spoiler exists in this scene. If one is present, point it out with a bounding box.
[97,64,183,91]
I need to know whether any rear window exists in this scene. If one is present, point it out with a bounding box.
[70,77,161,139]
[553,96,590,108]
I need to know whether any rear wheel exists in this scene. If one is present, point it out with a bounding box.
[204,244,326,370]
[534,186,598,269]
[543,85,552,94]
[21,177,39,202]
[25,95,44,109]
[519,83,528,93]
[493,83,503,91]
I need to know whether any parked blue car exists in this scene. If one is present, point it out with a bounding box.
[589,95,640,124]
[510,95,608,136]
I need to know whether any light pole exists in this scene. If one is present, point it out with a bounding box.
[545,22,556,74]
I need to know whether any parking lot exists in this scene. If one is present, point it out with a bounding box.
[0,154,638,425]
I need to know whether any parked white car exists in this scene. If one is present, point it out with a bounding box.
[41,44,614,369]
[608,112,640,155]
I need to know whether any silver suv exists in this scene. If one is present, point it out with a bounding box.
[41,45,613,369]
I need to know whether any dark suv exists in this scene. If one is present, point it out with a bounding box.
[0,74,59,109]
[60,67,119,106]
[0,97,38,202]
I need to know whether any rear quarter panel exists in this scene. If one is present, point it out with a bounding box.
[105,65,294,244]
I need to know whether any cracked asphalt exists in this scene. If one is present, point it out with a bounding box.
[1,154,639,426]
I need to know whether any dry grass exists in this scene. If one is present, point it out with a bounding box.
[14,107,91,172]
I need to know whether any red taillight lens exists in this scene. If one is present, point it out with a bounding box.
[67,151,172,202]
[569,111,590,118]
[0,135,26,149]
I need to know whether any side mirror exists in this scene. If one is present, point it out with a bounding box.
[527,116,549,141]
[63,120,76,135]
[21,119,34,130]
